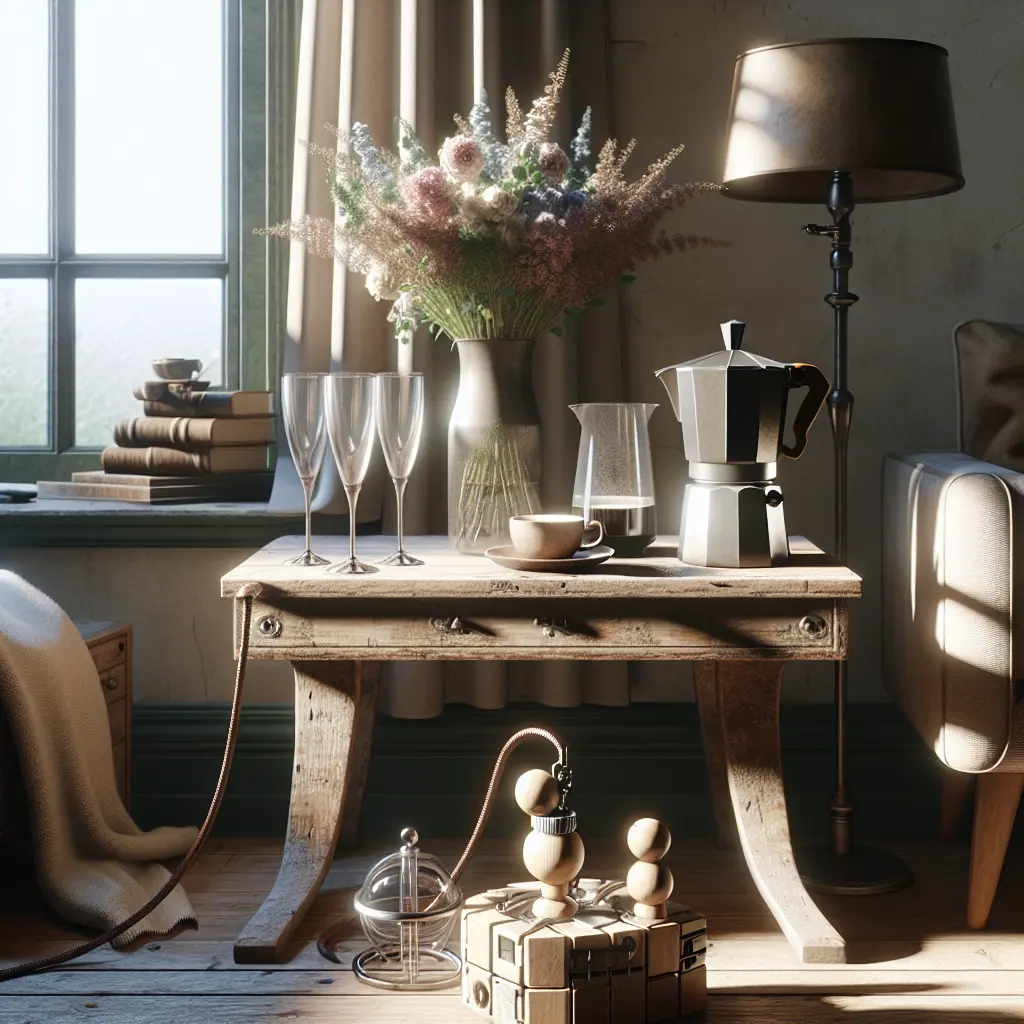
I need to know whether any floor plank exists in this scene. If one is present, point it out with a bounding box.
[1,838,1022,1023]
[2,995,1023,1024]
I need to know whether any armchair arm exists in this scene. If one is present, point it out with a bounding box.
[882,451,1023,772]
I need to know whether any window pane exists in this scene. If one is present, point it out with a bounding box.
[0,280,50,447]
[75,279,223,447]
[0,1,49,254]
[75,0,224,255]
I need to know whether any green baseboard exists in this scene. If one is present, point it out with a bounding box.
[131,701,970,844]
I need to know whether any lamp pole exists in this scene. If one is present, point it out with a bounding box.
[798,171,913,895]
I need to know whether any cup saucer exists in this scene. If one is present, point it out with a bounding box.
[483,545,614,573]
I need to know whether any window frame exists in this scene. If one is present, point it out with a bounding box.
[0,0,242,481]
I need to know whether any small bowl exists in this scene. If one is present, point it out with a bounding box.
[152,358,203,381]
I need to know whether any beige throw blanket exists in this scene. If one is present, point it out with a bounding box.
[0,571,198,946]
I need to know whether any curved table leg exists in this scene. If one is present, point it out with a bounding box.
[694,664,736,849]
[709,660,846,965]
[233,660,381,964]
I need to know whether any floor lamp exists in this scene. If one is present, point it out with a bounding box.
[720,38,964,894]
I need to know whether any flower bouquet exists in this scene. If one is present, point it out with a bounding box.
[263,50,721,552]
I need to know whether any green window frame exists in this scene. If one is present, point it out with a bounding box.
[0,0,296,485]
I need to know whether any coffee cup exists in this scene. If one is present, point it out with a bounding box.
[508,514,604,560]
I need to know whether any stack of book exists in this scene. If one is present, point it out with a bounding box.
[38,383,276,504]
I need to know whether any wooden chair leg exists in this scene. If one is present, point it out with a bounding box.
[967,772,1024,929]
[940,770,972,841]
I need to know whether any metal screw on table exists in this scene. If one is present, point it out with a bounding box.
[798,614,828,640]
[257,617,283,639]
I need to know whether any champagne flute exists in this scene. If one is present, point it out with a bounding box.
[376,373,425,566]
[324,372,379,575]
[281,372,330,566]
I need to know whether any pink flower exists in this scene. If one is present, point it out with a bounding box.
[440,134,485,183]
[537,142,570,183]
[401,167,455,220]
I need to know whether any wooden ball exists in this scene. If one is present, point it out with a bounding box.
[627,818,671,863]
[522,830,585,887]
[626,860,674,906]
[532,895,578,920]
[515,769,560,816]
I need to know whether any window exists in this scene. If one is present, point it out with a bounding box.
[0,0,240,478]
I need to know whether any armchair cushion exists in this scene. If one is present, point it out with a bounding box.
[882,451,1024,773]
[955,319,1024,471]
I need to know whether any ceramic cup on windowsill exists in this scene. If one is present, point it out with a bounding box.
[508,514,604,561]
[152,358,204,382]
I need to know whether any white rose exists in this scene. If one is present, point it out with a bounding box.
[365,265,401,302]
[481,185,518,222]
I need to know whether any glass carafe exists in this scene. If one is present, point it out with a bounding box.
[570,403,657,556]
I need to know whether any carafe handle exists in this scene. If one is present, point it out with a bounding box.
[781,363,830,459]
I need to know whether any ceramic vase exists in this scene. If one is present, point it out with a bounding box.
[448,339,541,554]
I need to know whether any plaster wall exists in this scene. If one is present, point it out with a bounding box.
[611,0,1023,700]
[0,548,292,702]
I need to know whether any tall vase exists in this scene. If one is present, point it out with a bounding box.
[448,339,542,554]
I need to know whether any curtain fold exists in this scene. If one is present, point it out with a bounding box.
[281,0,632,717]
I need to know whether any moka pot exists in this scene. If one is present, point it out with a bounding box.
[655,320,830,567]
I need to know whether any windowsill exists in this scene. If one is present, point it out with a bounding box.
[0,498,356,548]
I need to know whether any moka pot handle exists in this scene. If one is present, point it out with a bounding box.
[780,363,830,459]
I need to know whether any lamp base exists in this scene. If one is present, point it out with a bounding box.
[797,843,913,896]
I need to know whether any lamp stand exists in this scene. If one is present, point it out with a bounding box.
[796,171,913,896]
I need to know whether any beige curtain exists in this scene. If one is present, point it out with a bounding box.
[277,0,631,717]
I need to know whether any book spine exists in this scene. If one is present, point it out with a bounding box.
[140,395,234,417]
[114,417,214,451]
[101,446,209,476]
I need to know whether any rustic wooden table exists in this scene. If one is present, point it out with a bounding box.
[222,535,859,967]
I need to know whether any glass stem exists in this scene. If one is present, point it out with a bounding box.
[345,484,360,563]
[302,478,313,555]
[394,477,408,553]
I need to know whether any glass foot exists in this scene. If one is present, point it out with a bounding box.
[326,557,379,575]
[378,550,425,566]
[282,550,331,567]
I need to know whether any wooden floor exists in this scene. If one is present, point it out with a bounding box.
[1,838,1022,1022]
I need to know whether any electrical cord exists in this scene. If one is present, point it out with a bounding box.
[317,725,565,964]
[0,582,265,982]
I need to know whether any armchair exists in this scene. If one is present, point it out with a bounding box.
[882,320,1024,929]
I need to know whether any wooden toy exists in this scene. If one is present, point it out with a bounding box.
[461,792,707,1024]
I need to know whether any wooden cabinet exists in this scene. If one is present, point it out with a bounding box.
[77,621,133,809]
[0,620,132,846]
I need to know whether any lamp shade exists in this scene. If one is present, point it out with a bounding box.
[721,38,964,203]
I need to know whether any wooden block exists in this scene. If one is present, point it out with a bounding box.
[464,908,509,972]
[667,902,706,936]
[640,919,680,979]
[523,986,571,1024]
[492,977,569,1024]
[572,976,610,1024]
[463,960,493,1016]
[646,972,679,1023]
[610,968,646,1024]
[681,928,708,965]
[553,918,611,959]
[679,964,707,1018]
[492,919,567,989]
[598,916,646,972]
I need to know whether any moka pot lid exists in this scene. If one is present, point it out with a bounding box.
[655,320,786,374]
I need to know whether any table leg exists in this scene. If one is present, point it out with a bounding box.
[693,664,736,849]
[706,660,846,964]
[233,660,381,964]
[338,663,381,850]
